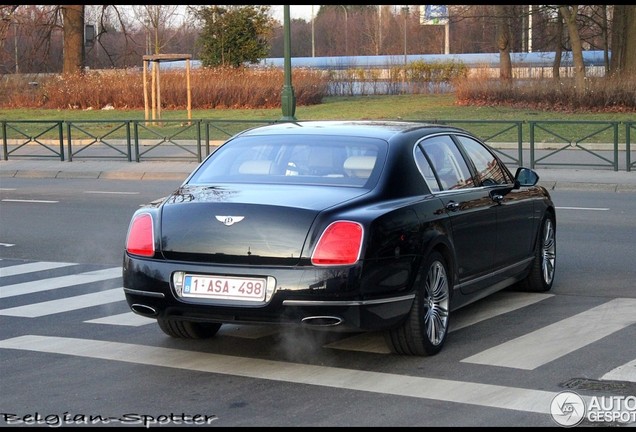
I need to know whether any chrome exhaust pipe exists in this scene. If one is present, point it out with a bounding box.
[131,304,158,317]
[301,316,343,327]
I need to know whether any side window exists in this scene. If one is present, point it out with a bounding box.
[456,136,511,186]
[414,148,440,192]
[421,136,474,191]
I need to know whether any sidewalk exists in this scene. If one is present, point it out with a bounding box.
[1,158,635,192]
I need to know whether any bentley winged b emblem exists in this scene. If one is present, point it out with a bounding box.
[215,216,245,226]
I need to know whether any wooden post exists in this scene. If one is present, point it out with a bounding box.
[142,54,192,126]
[151,60,157,124]
[143,59,149,123]
[156,60,162,123]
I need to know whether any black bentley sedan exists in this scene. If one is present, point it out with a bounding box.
[123,120,556,356]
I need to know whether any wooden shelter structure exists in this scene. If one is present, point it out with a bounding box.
[142,54,192,123]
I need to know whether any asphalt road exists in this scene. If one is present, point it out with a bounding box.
[0,176,635,427]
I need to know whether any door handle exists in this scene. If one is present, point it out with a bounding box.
[445,201,459,212]
[491,194,504,203]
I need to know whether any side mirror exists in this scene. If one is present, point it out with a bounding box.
[514,167,539,188]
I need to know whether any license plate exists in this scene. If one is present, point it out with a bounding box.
[183,274,267,301]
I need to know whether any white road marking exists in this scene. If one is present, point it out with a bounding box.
[0,243,15,247]
[555,206,609,211]
[0,267,121,299]
[0,334,584,415]
[1,199,58,203]
[85,311,154,326]
[450,291,554,332]
[0,261,77,277]
[461,298,636,370]
[84,191,139,195]
[601,358,636,383]
[1,262,631,383]
[324,331,391,354]
[218,324,280,339]
[0,288,124,317]
[325,291,553,354]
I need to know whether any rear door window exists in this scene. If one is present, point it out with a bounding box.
[419,135,474,191]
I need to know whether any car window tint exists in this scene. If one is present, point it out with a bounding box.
[414,147,441,192]
[421,135,474,190]
[188,136,386,188]
[457,136,511,186]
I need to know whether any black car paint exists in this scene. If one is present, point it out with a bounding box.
[123,121,554,335]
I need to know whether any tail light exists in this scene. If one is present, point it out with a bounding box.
[126,212,155,257]
[311,221,363,266]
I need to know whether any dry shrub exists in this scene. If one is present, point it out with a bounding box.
[0,67,329,110]
[1,66,633,112]
[454,73,636,112]
[41,69,145,109]
[0,74,47,108]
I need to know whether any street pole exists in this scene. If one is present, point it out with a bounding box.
[311,5,315,57]
[402,6,409,93]
[339,5,348,56]
[280,5,297,121]
[377,6,382,55]
[402,6,409,66]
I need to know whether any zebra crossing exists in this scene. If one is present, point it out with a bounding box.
[1,258,635,383]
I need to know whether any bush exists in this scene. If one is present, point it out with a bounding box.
[0,67,329,110]
[1,66,634,112]
[454,73,636,112]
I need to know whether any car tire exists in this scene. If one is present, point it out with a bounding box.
[385,251,451,356]
[157,318,222,339]
[519,213,556,292]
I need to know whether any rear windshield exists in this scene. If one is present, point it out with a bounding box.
[188,135,388,188]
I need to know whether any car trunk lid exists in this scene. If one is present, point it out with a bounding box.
[159,184,367,265]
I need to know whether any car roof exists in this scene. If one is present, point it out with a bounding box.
[235,120,466,141]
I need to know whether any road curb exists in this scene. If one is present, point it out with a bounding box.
[2,167,635,192]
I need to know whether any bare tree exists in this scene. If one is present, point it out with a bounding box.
[61,5,84,74]
[552,7,564,80]
[559,5,586,91]
[610,5,636,76]
[0,5,19,52]
[131,5,183,55]
[494,5,512,82]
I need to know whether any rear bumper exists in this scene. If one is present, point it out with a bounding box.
[123,254,414,332]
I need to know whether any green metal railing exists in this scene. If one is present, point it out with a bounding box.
[529,120,620,171]
[627,121,635,172]
[66,120,132,161]
[2,119,635,171]
[2,120,65,161]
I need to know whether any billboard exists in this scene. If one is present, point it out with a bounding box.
[420,5,448,25]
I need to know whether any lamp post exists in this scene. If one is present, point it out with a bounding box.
[377,5,382,55]
[280,5,297,121]
[402,6,409,66]
[402,6,409,93]
[339,5,348,56]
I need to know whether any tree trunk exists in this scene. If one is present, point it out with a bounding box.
[0,6,19,53]
[601,5,610,74]
[553,8,564,80]
[494,5,512,83]
[610,5,636,76]
[62,5,85,75]
[559,5,586,92]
